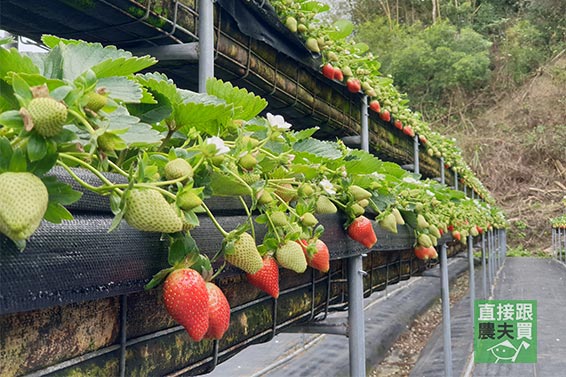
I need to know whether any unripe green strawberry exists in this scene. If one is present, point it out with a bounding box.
[239,153,257,171]
[392,208,405,225]
[416,214,429,230]
[379,213,398,234]
[429,235,438,246]
[358,199,370,208]
[225,233,263,274]
[271,211,288,227]
[257,190,274,205]
[84,91,108,112]
[124,189,183,233]
[315,195,337,214]
[241,172,260,185]
[0,172,48,242]
[470,226,479,237]
[26,97,67,137]
[298,183,314,197]
[275,183,296,203]
[300,212,318,227]
[276,240,307,273]
[428,224,441,239]
[349,185,372,201]
[351,203,365,216]
[417,233,433,248]
[165,158,194,181]
[241,135,259,148]
[305,37,320,53]
[162,268,209,342]
[285,16,298,33]
[177,190,203,211]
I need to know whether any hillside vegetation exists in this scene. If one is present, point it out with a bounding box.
[345,0,566,249]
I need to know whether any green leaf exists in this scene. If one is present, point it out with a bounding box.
[11,74,32,103]
[168,237,190,266]
[205,78,267,120]
[30,145,58,175]
[209,171,251,196]
[0,137,13,172]
[293,139,342,160]
[0,110,24,130]
[144,267,175,290]
[27,134,47,162]
[400,210,417,230]
[43,202,74,223]
[108,210,125,233]
[8,148,27,172]
[0,80,18,112]
[97,76,143,103]
[135,72,181,104]
[104,107,162,147]
[42,176,83,205]
[292,127,319,141]
[0,46,40,78]
[41,36,157,81]
[328,19,354,40]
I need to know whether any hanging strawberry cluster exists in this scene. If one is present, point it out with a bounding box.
[0,36,505,341]
[270,0,493,201]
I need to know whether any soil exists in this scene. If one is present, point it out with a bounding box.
[370,273,470,377]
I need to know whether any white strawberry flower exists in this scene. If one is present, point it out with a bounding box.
[371,172,385,180]
[266,113,292,130]
[206,136,229,155]
[319,179,336,195]
[402,177,419,184]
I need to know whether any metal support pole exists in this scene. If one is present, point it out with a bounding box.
[468,236,475,331]
[454,171,459,191]
[440,157,445,185]
[198,0,215,93]
[348,256,366,377]
[361,96,369,152]
[464,185,467,197]
[440,244,453,377]
[482,232,487,299]
[471,190,475,199]
[413,135,420,175]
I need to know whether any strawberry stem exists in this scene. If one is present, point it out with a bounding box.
[56,160,109,194]
[209,261,226,280]
[68,109,96,136]
[200,202,229,238]
[265,212,282,244]
[59,153,123,194]
[239,196,256,239]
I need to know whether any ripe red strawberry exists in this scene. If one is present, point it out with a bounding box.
[308,239,330,272]
[334,67,344,81]
[163,269,209,342]
[452,231,461,241]
[403,126,415,137]
[205,282,231,340]
[346,78,361,93]
[447,224,455,232]
[379,110,391,122]
[347,216,377,248]
[369,100,381,113]
[394,119,402,129]
[246,256,280,298]
[414,246,438,260]
[419,135,428,144]
[322,63,335,79]
[476,225,483,234]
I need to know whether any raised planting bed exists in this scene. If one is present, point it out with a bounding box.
[0,0,442,180]
[0,168,465,376]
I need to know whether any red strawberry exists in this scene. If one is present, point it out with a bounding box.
[346,78,361,93]
[476,225,483,234]
[322,63,335,79]
[439,228,444,236]
[447,224,454,232]
[347,216,377,248]
[452,231,461,241]
[414,246,438,260]
[163,269,209,342]
[379,110,391,122]
[369,100,381,113]
[394,119,402,129]
[334,67,344,81]
[246,256,280,298]
[419,135,428,144]
[300,239,330,273]
[403,126,415,137]
[205,282,231,340]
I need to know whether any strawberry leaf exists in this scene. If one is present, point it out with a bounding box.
[97,76,143,103]
[42,176,83,205]
[27,134,47,162]
[145,267,175,290]
[206,78,267,121]
[0,45,39,78]
[43,202,74,223]
[293,139,342,160]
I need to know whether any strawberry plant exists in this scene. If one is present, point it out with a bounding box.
[0,35,507,342]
